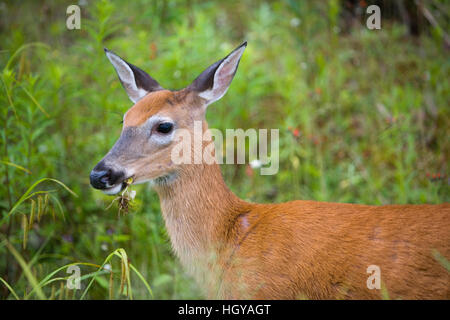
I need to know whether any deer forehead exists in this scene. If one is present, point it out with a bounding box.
[123,90,180,127]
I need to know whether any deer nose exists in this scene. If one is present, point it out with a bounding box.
[90,163,125,190]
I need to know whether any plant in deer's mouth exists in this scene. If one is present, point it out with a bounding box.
[106,177,136,216]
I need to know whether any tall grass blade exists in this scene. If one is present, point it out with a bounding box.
[0,277,20,300]
[1,178,77,227]
[5,241,46,299]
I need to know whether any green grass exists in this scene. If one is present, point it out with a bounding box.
[0,0,448,299]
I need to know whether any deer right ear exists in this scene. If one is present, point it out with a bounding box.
[188,42,247,107]
[104,48,163,103]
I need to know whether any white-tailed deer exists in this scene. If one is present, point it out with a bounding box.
[90,42,449,299]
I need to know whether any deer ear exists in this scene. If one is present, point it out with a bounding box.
[104,48,163,103]
[188,42,246,106]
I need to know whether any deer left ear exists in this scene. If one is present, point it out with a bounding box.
[104,48,163,103]
[188,42,247,106]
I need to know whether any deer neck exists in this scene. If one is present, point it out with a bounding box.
[153,160,245,274]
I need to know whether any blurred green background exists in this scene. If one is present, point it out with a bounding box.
[0,0,448,299]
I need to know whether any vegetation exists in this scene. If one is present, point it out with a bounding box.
[0,0,448,299]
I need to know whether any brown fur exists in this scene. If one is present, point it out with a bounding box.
[153,158,449,299]
[124,90,175,126]
[103,91,450,300]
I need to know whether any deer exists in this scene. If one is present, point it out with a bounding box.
[90,42,450,299]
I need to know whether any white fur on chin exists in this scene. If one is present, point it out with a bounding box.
[102,184,123,195]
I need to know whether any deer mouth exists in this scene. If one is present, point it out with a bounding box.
[102,183,125,195]
[102,177,133,195]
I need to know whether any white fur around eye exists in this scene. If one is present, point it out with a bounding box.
[146,116,175,145]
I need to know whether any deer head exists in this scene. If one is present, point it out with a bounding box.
[90,42,247,194]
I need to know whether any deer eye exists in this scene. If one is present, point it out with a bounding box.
[155,122,173,134]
